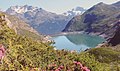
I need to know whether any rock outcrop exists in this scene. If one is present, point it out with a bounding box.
[107,21,120,46]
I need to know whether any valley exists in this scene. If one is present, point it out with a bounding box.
[0,1,120,71]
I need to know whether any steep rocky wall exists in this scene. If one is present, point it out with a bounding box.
[107,21,120,46]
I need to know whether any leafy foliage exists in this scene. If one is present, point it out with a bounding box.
[87,47,120,71]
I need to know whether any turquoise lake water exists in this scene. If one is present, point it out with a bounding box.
[51,34,105,52]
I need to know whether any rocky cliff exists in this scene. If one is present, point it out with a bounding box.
[107,21,120,46]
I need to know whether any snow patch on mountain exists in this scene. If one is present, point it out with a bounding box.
[63,7,86,17]
[6,5,39,15]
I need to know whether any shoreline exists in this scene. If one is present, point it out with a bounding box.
[49,31,107,39]
[50,31,84,37]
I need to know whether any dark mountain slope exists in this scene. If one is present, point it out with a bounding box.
[63,1,120,37]
[107,21,120,46]
[112,1,120,8]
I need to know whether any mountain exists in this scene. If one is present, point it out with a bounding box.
[0,9,2,12]
[6,5,38,15]
[6,5,70,35]
[112,1,120,8]
[63,7,86,17]
[104,21,120,46]
[0,12,44,40]
[63,1,120,37]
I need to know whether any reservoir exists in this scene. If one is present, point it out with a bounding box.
[51,34,105,52]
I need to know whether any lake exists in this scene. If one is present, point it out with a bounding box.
[51,34,105,52]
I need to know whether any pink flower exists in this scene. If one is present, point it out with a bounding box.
[48,64,51,67]
[57,67,61,70]
[59,65,64,69]
[52,64,57,67]
[55,69,60,71]
[86,69,90,71]
[82,66,90,71]
[79,63,83,68]
[77,62,81,65]
[0,44,5,59]
[0,51,4,59]
[48,64,57,67]
[73,61,77,64]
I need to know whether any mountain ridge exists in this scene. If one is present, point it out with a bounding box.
[6,5,86,35]
[63,1,120,37]
[6,5,70,35]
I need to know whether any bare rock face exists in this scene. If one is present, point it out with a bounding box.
[107,21,120,46]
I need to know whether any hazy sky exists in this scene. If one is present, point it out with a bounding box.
[0,0,119,14]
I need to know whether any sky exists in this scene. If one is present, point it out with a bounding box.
[0,0,119,14]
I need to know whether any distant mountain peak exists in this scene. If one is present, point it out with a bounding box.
[87,2,114,12]
[6,5,40,14]
[63,6,86,17]
[113,1,120,4]
[72,7,86,11]
[94,2,107,8]
[0,8,3,12]
[97,2,105,5]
